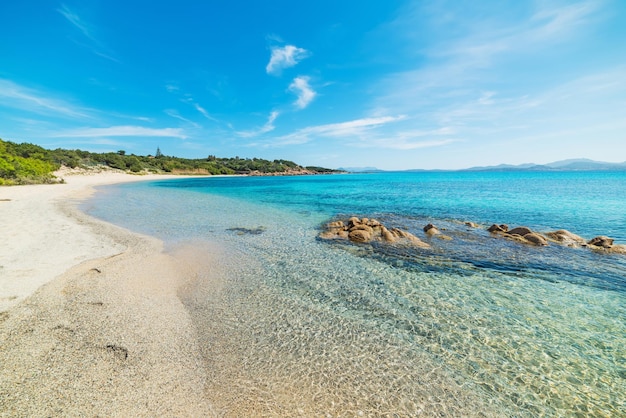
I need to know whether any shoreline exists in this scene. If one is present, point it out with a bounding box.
[0,171,218,415]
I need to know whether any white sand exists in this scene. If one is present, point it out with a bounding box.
[0,170,173,311]
[0,170,219,416]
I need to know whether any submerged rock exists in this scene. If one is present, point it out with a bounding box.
[227,226,267,235]
[319,217,430,248]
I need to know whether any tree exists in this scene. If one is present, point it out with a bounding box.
[155,147,163,158]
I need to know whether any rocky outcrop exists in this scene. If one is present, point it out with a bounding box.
[423,223,440,236]
[487,223,625,254]
[319,217,430,248]
[488,224,509,233]
[423,223,453,240]
[545,230,586,247]
[587,236,614,248]
[488,224,548,246]
[321,216,624,257]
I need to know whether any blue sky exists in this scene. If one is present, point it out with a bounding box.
[1,0,625,170]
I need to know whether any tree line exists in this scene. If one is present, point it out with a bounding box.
[0,138,340,185]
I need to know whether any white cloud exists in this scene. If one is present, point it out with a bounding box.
[193,103,211,119]
[237,111,280,138]
[289,76,316,109]
[58,4,118,62]
[0,79,92,119]
[304,116,406,137]
[266,45,310,75]
[54,126,188,139]
[58,4,92,40]
[266,115,405,147]
[165,109,200,128]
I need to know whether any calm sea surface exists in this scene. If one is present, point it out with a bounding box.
[85,171,626,416]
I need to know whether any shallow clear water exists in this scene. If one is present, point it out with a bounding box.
[85,171,626,416]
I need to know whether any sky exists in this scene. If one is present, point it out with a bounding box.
[1,0,625,170]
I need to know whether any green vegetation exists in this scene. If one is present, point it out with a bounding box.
[0,138,341,185]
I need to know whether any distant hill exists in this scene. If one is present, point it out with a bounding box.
[465,159,626,172]
[338,166,384,173]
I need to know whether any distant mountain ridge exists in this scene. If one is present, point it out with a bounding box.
[464,159,626,172]
[338,166,384,173]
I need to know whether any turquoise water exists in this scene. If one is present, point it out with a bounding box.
[85,171,626,416]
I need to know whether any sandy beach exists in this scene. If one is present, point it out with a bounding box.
[0,170,218,416]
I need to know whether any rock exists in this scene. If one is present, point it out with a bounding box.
[396,230,430,248]
[319,230,338,240]
[609,244,626,255]
[349,224,374,235]
[319,217,430,248]
[436,235,453,241]
[587,236,614,248]
[506,234,529,244]
[327,220,345,229]
[423,223,440,235]
[349,229,371,243]
[380,226,396,243]
[488,224,508,233]
[545,230,586,247]
[507,227,533,236]
[523,232,548,246]
[465,222,479,228]
[367,219,381,227]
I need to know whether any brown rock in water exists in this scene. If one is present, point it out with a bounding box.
[367,219,381,227]
[349,224,374,235]
[380,226,396,242]
[327,220,345,229]
[347,217,361,228]
[423,223,440,235]
[523,232,548,246]
[488,224,509,233]
[507,226,533,236]
[506,234,530,244]
[348,229,371,243]
[545,230,586,247]
[319,217,430,248]
[587,236,614,248]
[609,244,626,255]
[465,222,479,228]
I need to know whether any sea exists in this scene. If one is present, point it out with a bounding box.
[83,171,626,417]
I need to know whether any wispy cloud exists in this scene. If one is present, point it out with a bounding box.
[54,126,188,139]
[289,76,316,109]
[266,45,310,75]
[165,109,200,128]
[167,84,220,123]
[0,78,92,119]
[263,115,405,147]
[57,4,118,62]
[237,111,280,138]
[58,4,93,40]
[182,97,220,123]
